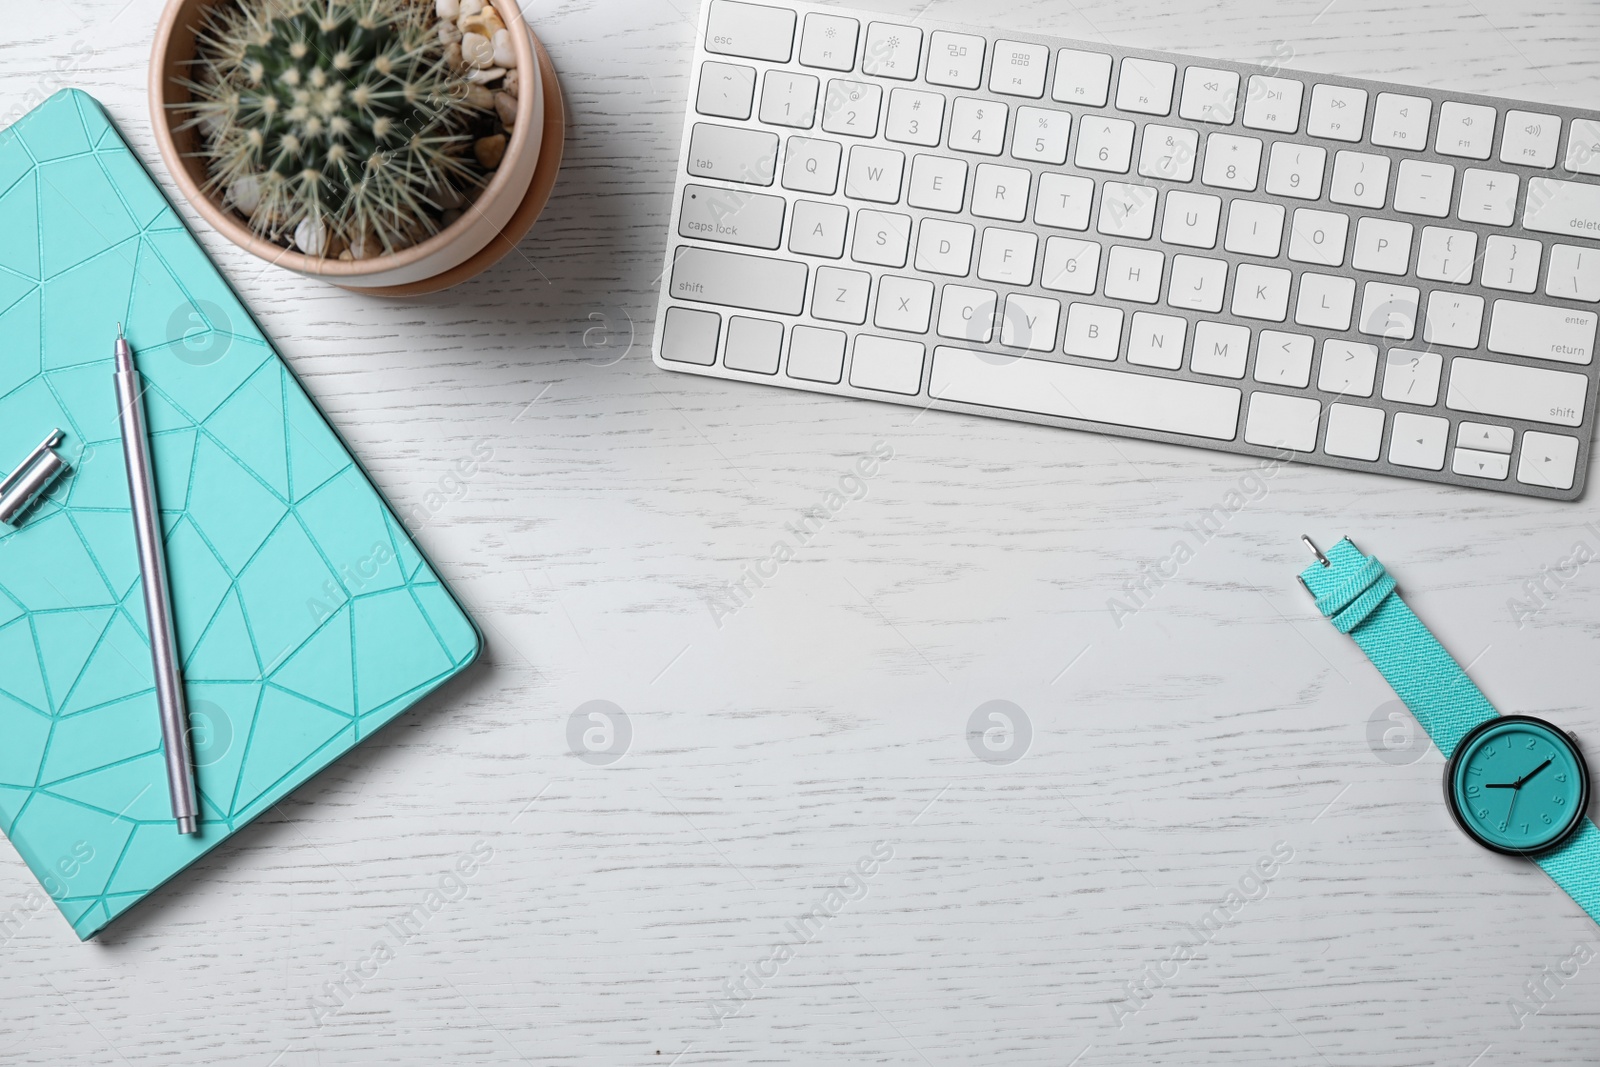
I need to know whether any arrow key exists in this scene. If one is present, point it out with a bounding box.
[1517,431,1580,490]
[1389,412,1449,470]
[1451,447,1510,480]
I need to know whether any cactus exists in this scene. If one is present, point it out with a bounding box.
[179,0,488,256]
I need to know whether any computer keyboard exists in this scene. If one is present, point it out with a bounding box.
[651,0,1600,499]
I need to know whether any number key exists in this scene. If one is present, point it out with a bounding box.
[1201,132,1263,190]
[1075,116,1136,173]
[1011,106,1071,165]
[759,70,819,128]
[884,88,944,147]
[949,97,1008,156]
[822,79,883,137]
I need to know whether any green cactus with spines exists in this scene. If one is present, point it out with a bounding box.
[179,0,487,256]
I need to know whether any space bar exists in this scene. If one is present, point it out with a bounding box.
[930,347,1242,441]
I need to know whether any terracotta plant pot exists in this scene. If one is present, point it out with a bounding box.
[148,0,564,294]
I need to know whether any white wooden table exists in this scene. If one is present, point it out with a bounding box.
[6,0,1600,1062]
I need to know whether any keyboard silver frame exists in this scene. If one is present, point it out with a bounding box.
[653,0,1600,500]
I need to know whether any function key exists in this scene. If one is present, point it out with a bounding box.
[862,22,922,80]
[1052,49,1113,107]
[926,30,985,89]
[1566,118,1600,175]
[705,0,796,63]
[1501,109,1559,167]
[799,13,859,71]
[1435,101,1495,159]
[1178,67,1240,125]
[1371,93,1431,149]
[1307,84,1367,141]
[989,40,1050,98]
[1243,75,1303,133]
[1116,58,1177,116]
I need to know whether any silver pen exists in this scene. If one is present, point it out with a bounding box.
[114,325,200,835]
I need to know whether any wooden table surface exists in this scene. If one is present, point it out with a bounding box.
[5,0,1600,1063]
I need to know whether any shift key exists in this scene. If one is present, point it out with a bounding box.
[1446,357,1588,427]
[670,246,808,315]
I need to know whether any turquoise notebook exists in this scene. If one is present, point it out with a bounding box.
[0,90,481,939]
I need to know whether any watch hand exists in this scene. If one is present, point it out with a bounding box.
[1484,782,1517,789]
[1512,758,1553,789]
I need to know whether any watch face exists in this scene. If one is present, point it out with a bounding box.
[1446,716,1591,855]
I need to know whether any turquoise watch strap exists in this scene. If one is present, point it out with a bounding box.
[1298,537,1600,926]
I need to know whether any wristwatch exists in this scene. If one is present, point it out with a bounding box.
[1297,536,1600,925]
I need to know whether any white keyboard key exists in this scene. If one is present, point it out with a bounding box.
[1324,404,1384,460]
[1097,181,1158,239]
[1381,348,1443,405]
[1318,340,1379,397]
[907,154,967,212]
[1128,312,1188,368]
[1243,75,1303,133]
[1077,117,1137,173]
[822,80,882,136]
[929,346,1242,440]
[1501,110,1560,168]
[844,145,905,202]
[1231,263,1291,321]
[1351,217,1411,275]
[679,184,785,248]
[884,89,944,146]
[1567,119,1600,175]
[1012,107,1071,164]
[1116,58,1176,116]
[689,123,779,185]
[972,164,1031,222]
[1522,178,1600,239]
[1422,291,1484,349]
[706,1,796,62]
[1518,432,1580,490]
[990,40,1049,98]
[1294,273,1356,330]
[698,62,757,120]
[1481,235,1541,293]
[1179,67,1240,125]
[1329,151,1389,208]
[927,30,985,89]
[1453,448,1510,481]
[813,265,872,323]
[1415,226,1476,283]
[1357,281,1419,339]
[1458,422,1514,453]
[1245,392,1320,451]
[782,136,841,194]
[788,199,848,257]
[915,218,976,275]
[851,209,912,267]
[1389,412,1448,470]
[938,284,998,342]
[1307,84,1367,142]
[661,306,720,365]
[949,97,1008,155]
[861,22,922,80]
[1546,244,1600,302]
[1486,300,1596,364]
[977,227,1039,284]
[672,246,808,314]
[1000,294,1060,351]
[1266,142,1326,199]
[787,325,846,382]
[1371,92,1431,150]
[1161,191,1222,248]
[1445,357,1587,427]
[1053,49,1113,107]
[1166,254,1228,313]
[875,275,935,332]
[1036,173,1095,230]
[799,13,859,71]
[760,70,819,127]
[1223,199,1284,257]
[1287,208,1348,267]
[850,335,925,394]
[1393,159,1453,217]
[723,315,783,374]
[1063,302,1123,359]
[1254,331,1313,388]
[1104,246,1164,303]
[1436,101,1495,159]
[1041,237,1101,294]
[1190,321,1250,378]
[1201,133,1262,190]
[1457,168,1516,225]
[1138,125,1199,181]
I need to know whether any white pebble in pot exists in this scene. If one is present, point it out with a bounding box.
[461,31,494,68]
[492,28,517,68]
